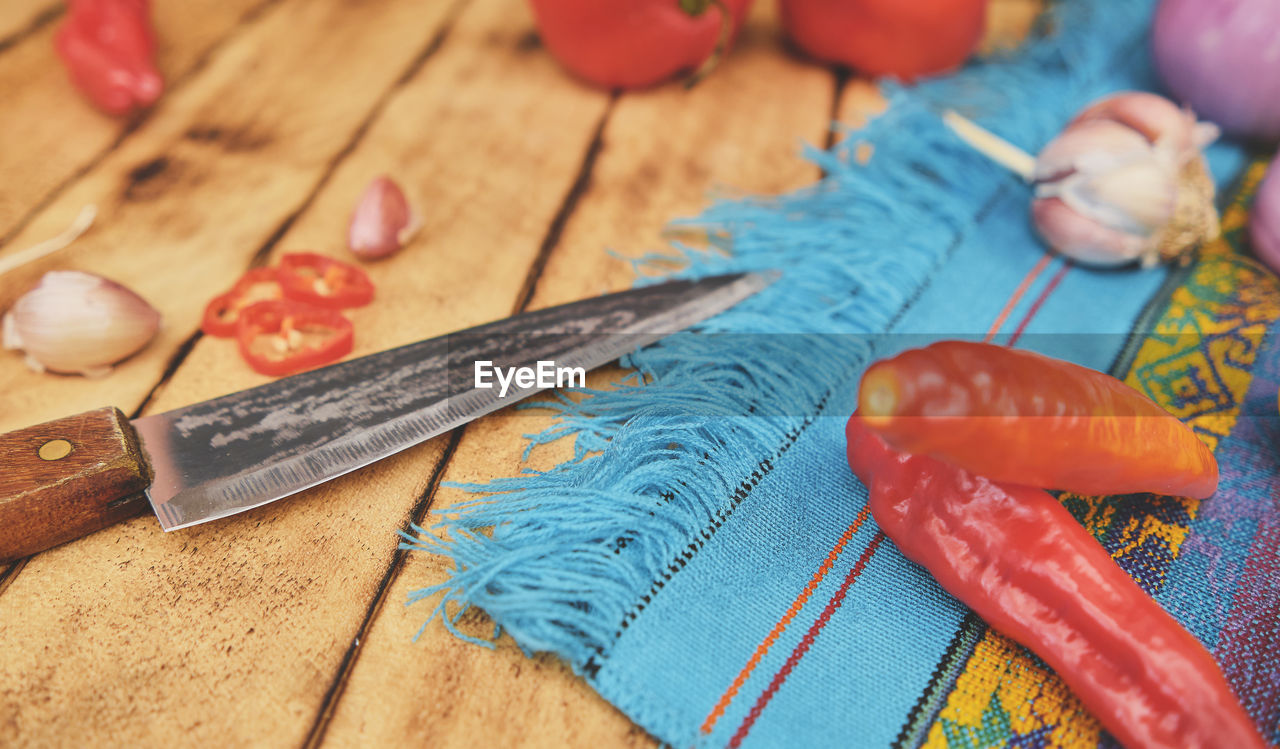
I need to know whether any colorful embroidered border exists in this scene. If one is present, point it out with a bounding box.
[913,158,1280,748]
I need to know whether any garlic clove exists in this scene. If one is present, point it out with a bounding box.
[347,176,421,261]
[1033,119,1156,183]
[1034,120,1178,258]
[4,270,161,376]
[1031,196,1150,267]
[1043,158,1178,237]
[1070,91,1206,157]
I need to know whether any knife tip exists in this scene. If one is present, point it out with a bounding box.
[745,269,782,289]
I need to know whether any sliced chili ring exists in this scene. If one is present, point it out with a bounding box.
[235,299,354,377]
[200,268,283,337]
[276,252,375,309]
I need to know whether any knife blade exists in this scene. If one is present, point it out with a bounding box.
[0,272,772,561]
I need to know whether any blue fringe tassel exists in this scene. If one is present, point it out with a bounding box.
[402,0,1158,670]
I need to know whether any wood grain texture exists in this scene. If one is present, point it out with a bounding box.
[981,0,1046,54]
[0,407,150,562]
[0,0,1043,746]
[0,0,462,435]
[0,0,614,744]
[0,0,278,243]
[528,1,831,310]
[318,2,833,747]
[0,0,57,46]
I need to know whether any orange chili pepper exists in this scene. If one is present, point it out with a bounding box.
[857,340,1218,498]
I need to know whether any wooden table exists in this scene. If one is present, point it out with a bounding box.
[0,1,1037,744]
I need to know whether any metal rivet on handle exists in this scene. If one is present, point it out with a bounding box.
[38,439,73,461]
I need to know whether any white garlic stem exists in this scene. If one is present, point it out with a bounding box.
[0,205,97,277]
[942,111,1037,182]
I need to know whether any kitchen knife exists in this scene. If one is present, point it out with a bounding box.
[0,272,772,562]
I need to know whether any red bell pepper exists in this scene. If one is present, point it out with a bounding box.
[235,299,354,377]
[846,415,1267,749]
[857,341,1219,498]
[276,252,375,310]
[779,0,987,81]
[527,0,753,89]
[55,0,164,115]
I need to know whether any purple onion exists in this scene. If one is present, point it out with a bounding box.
[1251,156,1280,274]
[1153,0,1280,143]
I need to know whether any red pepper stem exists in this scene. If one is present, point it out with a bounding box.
[682,0,732,89]
[847,416,1268,749]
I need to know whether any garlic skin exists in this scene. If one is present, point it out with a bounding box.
[347,176,421,261]
[2,270,161,377]
[1032,92,1220,268]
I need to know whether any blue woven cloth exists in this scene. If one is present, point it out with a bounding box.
[405,1,1280,745]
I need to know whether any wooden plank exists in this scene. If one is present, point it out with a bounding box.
[0,0,612,744]
[323,3,1046,746]
[528,19,831,307]
[317,3,835,746]
[0,0,463,436]
[0,0,279,244]
[981,0,1045,54]
[0,0,56,46]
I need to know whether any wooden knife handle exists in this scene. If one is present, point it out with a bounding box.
[0,407,153,562]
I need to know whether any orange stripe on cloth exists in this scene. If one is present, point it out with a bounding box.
[983,254,1055,343]
[1007,261,1072,347]
[699,254,1063,738]
[699,506,872,735]
[729,533,887,748]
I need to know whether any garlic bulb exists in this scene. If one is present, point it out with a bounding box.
[1032,92,1220,268]
[2,271,161,377]
[347,176,421,261]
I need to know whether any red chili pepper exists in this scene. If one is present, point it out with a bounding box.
[200,268,284,338]
[779,0,987,81]
[527,0,753,89]
[235,300,353,377]
[846,415,1267,749]
[54,0,164,115]
[276,252,375,310]
[858,341,1219,498]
